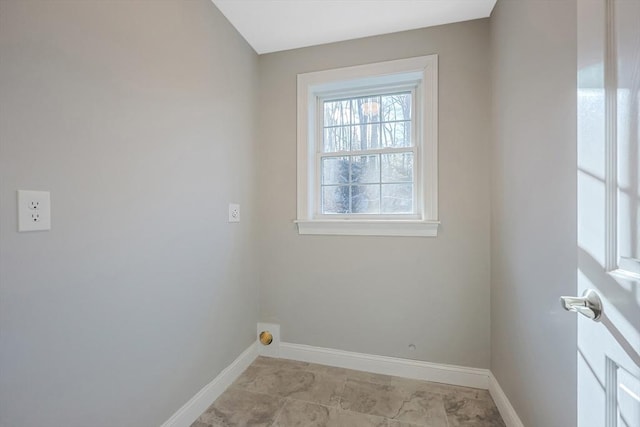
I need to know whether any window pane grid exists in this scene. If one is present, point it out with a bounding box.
[320,151,414,214]
[322,91,413,154]
[319,89,417,216]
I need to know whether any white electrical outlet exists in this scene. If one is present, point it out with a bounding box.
[17,190,51,232]
[228,203,240,223]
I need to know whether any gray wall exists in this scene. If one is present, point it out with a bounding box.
[0,1,258,426]
[257,20,492,368]
[490,0,577,426]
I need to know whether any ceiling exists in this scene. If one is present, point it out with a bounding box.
[212,0,497,54]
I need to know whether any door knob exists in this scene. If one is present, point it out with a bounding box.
[560,289,603,321]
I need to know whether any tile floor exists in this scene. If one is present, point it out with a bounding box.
[191,357,505,427]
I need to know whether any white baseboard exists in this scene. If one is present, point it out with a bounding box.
[160,342,258,427]
[280,342,490,389]
[488,373,525,427]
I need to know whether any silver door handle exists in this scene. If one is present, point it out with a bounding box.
[560,289,602,321]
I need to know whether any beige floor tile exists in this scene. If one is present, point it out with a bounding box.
[391,391,448,426]
[273,399,388,427]
[443,394,505,427]
[386,420,430,427]
[339,379,409,419]
[391,377,491,401]
[234,363,345,407]
[304,363,394,385]
[191,387,284,427]
[339,379,449,425]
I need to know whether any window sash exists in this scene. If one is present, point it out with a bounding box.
[314,87,420,219]
[319,88,415,154]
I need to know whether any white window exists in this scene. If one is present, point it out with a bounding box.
[296,55,439,236]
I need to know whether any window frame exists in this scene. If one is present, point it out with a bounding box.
[296,55,439,237]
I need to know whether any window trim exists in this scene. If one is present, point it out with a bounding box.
[296,55,439,237]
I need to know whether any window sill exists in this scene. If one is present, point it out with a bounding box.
[294,219,440,237]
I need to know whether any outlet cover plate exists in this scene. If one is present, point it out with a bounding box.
[17,190,51,232]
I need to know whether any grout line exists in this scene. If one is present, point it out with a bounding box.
[268,397,289,427]
[444,412,452,427]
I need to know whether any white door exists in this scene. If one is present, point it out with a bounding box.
[576,0,640,425]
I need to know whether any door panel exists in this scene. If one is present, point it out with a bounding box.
[578,0,640,426]
[615,0,640,278]
[617,365,640,426]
